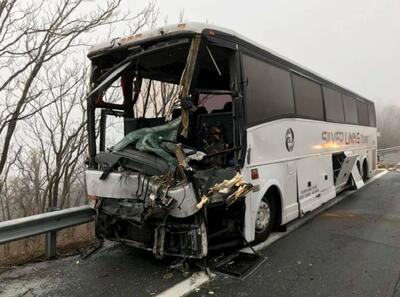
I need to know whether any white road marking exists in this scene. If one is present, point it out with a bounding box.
[156,170,388,297]
[156,272,212,297]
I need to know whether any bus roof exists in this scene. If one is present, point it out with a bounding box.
[88,22,374,105]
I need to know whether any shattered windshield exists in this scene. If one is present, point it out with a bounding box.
[88,35,237,170]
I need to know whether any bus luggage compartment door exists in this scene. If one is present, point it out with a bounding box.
[297,156,333,215]
[334,154,364,192]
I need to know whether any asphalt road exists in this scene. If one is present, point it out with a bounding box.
[190,171,400,297]
[0,244,193,297]
[0,155,399,297]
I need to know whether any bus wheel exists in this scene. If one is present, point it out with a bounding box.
[254,193,277,244]
[362,161,369,181]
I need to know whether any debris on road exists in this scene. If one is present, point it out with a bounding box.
[210,252,267,280]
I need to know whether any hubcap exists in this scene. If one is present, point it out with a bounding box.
[255,200,271,233]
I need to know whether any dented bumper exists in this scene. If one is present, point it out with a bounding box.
[86,170,200,218]
[86,169,207,258]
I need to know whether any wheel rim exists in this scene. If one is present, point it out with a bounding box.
[255,200,271,233]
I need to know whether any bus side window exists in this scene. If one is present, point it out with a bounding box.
[291,73,324,120]
[323,87,345,123]
[357,100,369,126]
[242,54,294,126]
[343,95,358,124]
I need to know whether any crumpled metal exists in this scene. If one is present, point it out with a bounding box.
[179,35,201,138]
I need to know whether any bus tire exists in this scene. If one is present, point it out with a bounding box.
[253,193,277,244]
[362,160,369,181]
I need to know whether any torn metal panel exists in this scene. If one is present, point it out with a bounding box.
[86,61,132,100]
[86,170,140,199]
[166,183,199,218]
[174,143,188,182]
[179,35,201,138]
[196,172,253,209]
[335,154,358,191]
[351,165,365,189]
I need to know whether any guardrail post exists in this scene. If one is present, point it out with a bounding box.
[45,230,57,259]
[45,207,58,259]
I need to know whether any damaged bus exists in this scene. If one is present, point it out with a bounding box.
[85,23,377,259]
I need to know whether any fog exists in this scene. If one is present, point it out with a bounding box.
[120,0,400,107]
[1,0,399,223]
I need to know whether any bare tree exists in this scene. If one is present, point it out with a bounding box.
[134,80,180,118]
[17,55,87,212]
[10,149,45,217]
[0,0,156,186]
[377,104,400,148]
[0,0,158,219]
[0,147,22,220]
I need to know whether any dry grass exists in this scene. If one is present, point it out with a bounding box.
[0,223,96,267]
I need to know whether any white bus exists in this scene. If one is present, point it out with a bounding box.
[85,23,377,258]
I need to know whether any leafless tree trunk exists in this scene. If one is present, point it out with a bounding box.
[134,80,180,118]
[0,147,21,220]
[0,0,155,186]
[19,56,88,211]
[0,0,158,216]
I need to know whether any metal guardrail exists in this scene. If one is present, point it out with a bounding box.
[378,146,400,154]
[0,205,95,258]
[377,146,400,162]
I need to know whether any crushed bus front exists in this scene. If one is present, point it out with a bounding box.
[85,25,249,258]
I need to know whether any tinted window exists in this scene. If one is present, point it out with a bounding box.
[292,74,324,120]
[243,55,295,126]
[357,100,369,126]
[323,87,344,122]
[342,95,358,124]
[368,103,376,127]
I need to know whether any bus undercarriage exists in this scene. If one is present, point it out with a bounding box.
[85,34,250,258]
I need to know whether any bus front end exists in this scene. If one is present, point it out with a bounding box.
[85,25,248,259]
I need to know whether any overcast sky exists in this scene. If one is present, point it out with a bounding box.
[119,0,400,107]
